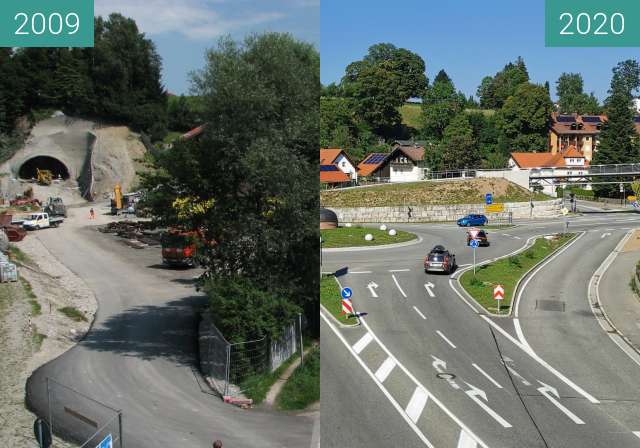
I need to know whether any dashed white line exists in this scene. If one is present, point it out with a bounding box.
[392,274,408,298]
[349,271,373,274]
[436,330,457,349]
[513,236,521,240]
[472,363,503,389]
[405,387,429,423]
[390,268,410,272]
[352,332,374,354]
[633,431,640,440]
[457,430,478,448]
[413,306,427,320]
[374,357,396,383]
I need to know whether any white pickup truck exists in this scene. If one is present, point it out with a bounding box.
[22,212,64,230]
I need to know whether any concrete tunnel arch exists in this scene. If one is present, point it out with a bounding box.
[18,156,71,181]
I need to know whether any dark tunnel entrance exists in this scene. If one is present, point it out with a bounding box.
[18,156,70,180]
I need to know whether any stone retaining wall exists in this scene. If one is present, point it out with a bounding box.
[328,199,562,223]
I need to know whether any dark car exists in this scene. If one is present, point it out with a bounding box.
[467,229,490,246]
[457,214,488,227]
[424,245,456,274]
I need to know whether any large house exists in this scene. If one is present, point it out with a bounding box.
[357,143,425,182]
[320,148,357,187]
[548,113,605,162]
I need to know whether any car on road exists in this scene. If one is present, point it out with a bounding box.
[457,214,488,227]
[466,228,489,246]
[424,245,456,274]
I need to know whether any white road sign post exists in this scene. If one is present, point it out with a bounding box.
[494,284,504,313]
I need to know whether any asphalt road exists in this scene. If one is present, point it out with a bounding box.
[26,205,314,448]
[322,209,640,448]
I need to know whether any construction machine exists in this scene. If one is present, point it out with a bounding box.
[36,169,53,186]
[43,197,67,217]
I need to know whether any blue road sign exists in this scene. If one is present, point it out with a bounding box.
[485,193,493,205]
[96,434,112,448]
[470,239,480,248]
[633,201,640,209]
[341,287,353,300]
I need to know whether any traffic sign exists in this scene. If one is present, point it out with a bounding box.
[485,193,493,205]
[485,204,504,213]
[340,298,353,316]
[620,183,624,193]
[470,239,480,248]
[96,434,112,448]
[494,284,504,301]
[33,418,51,448]
[340,287,353,300]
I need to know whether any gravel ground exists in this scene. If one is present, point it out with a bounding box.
[0,220,98,447]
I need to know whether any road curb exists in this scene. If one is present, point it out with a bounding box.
[322,234,423,253]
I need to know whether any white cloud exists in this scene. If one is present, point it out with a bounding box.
[94,0,287,40]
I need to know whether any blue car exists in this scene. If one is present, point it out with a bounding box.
[457,214,488,227]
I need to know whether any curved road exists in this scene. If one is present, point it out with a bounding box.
[26,206,314,448]
[322,210,640,447]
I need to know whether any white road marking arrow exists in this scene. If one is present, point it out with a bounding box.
[367,281,379,298]
[464,382,512,428]
[601,232,612,239]
[500,358,531,386]
[431,355,459,390]
[537,381,585,425]
[424,282,435,298]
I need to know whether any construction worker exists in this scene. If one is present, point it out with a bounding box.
[89,208,95,220]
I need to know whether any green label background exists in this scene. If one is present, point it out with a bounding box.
[546,0,640,47]
[0,0,93,47]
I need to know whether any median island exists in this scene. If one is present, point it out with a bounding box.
[320,226,417,248]
[460,233,575,314]
[320,276,358,326]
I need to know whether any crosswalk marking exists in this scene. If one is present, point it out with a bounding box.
[405,387,429,423]
[374,357,396,383]
[352,332,374,354]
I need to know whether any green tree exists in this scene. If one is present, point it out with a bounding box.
[477,76,496,109]
[439,113,479,169]
[556,72,601,114]
[168,95,198,132]
[421,71,465,139]
[342,43,427,138]
[496,83,553,152]
[477,58,529,109]
[141,33,319,335]
[320,96,375,161]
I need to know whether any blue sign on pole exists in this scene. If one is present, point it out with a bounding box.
[96,434,112,448]
[341,287,353,300]
[470,239,480,248]
[485,193,493,205]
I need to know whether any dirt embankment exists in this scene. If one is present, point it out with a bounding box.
[0,231,97,447]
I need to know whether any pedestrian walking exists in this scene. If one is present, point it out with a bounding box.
[213,440,223,448]
[89,208,95,220]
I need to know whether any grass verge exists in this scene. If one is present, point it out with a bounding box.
[276,345,319,410]
[460,233,575,313]
[320,276,358,326]
[239,352,300,405]
[32,327,47,350]
[321,226,416,248]
[58,306,87,322]
[9,245,33,266]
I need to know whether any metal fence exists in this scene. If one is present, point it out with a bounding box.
[199,315,302,398]
[46,378,122,448]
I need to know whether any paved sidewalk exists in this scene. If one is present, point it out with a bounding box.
[599,231,640,351]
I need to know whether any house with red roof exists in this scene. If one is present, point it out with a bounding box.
[357,143,426,183]
[320,148,356,187]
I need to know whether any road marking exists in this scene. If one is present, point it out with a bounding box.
[537,381,585,425]
[367,281,379,298]
[374,357,396,383]
[601,232,612,238]
[457,430,478,448]
[352,332,373,354]
[633,431,640,440]
[436,331,456,349]
[502,233,512,237]
[405,387,429,423]
[431,355,459,389]
[390,268,410,272]
[464,382,512,428]
[502,362,531,386]
[413,306,427,320]
[513,236,521,240]
[392,274,408,298]
[424,282,435,298]
[472,363,503,389]
[349,271,373,274]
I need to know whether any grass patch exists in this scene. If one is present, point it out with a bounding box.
[19,277,40,316]
[239,352,300,405]
[321,226,416,248]
[460,233,574,313]
[9,245,33,266]
[320,276,358,326]
[399,103,423,129]
[277,345,319,410]
[321,179,549,208]
[163,131,183,144]
[58,306,87,322]
[32,328,47,350]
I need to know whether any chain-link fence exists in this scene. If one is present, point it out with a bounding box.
[199,314,303,398]
[46,378,122,448]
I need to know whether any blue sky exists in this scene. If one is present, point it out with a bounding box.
[321,0,640,101]
[96,0,319,95]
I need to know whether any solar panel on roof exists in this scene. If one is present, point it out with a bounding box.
[582,116,601,123]
[364,154,386,164]
[320,165,338,171]
[557,115,576,123]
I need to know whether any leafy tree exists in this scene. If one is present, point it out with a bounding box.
[421,71,465,139]
[321,82,342,97]
[477,58,529,109]
[496,83,552,152]
[477,76,496,109]
[320,96,375,161]
[467,112,506,168]
[439,113,479,169]
[141,33,319,335]
[342,43,427,138]
[168,95,198,132]
[609,59,640,97]
[556,72,601,114]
